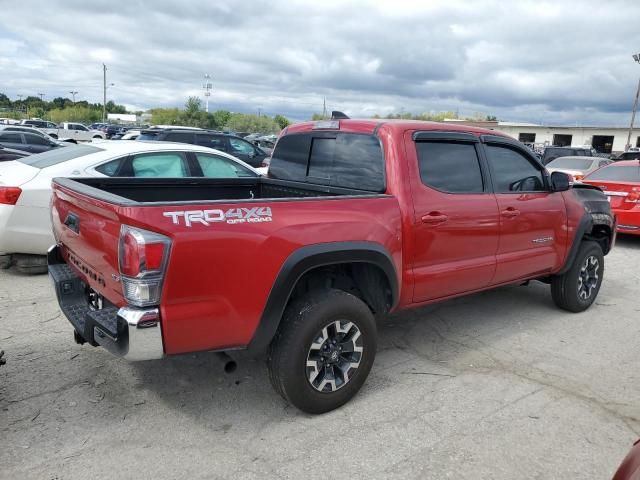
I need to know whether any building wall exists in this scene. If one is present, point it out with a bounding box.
[494,125,640,153]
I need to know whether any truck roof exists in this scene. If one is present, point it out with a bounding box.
[285,118,513,138]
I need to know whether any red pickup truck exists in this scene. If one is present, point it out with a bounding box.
[48,119,615,413]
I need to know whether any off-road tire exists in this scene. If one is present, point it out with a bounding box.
[551,241,604,312]
[267,289,377,414]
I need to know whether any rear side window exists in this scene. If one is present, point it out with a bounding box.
[270,133,385,192]
[163,132,195,143]
[18,144,102,168]
[130,152,188,177]
[586,165,640,182]
[195,134,226,150]
[416,142,483,193]
[0,133,22,143]
[95,158,125,176]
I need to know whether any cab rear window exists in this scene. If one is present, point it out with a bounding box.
[586,164,640,182]
[269,132,385,192]
[18,144,102,168]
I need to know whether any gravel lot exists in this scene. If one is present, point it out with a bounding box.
[2,236,640,479]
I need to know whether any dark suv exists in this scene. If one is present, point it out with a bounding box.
[137,128,268,168]
[541,146,593,165]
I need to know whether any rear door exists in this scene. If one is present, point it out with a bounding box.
[482,137,567,284]
[228,136,263,167]
[408,132,500,302]
[0,132,26,151]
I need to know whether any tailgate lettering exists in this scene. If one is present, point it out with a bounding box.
[163,207,272,227]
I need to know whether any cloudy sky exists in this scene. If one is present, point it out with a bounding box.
[0,0,639,125]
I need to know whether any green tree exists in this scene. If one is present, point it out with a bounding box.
[0,93,10,108]
[185,96,202,114]
[273,114,290,130]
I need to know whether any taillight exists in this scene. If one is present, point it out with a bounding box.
[0,187,22,205]
[573,175,584,181]
[118,225,171,307]
[625,192,640,203]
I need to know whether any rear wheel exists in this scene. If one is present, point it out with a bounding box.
[551,241,604,312]
[267,289,377,414]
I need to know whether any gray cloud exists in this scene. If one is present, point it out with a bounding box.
[0,0,638,125]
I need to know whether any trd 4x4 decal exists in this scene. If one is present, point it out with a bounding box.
[163,207,273,227]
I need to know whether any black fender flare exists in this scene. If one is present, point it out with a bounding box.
[247,241,399,353]
[557,213,613,275]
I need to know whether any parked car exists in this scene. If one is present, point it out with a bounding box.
[48,119,614,414]
[545,156,612,181]
[0,125,57,139]
[20,119,58,129]
[614,151,640,161]
[0,141,258,272]
[0,118,20,125]
[541,146,593,165]
[0,131,61,154]
[37,122,106,142]
[88,123,108,130]
[138,128,269,168]
[0,145,30,162]
[583,160,640,235]
[120,129,143,140]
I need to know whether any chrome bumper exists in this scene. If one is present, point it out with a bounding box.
[48,244,164,361]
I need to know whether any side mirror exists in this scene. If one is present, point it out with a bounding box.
[550,171,571,192]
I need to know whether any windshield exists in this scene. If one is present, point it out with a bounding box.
[547,158,594,170]
[586,164,640,182]
[17,144,102,168]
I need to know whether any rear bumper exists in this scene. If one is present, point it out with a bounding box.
[612,210,640,235]
[47,245,164,361]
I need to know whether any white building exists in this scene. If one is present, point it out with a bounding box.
[442,119,640,154]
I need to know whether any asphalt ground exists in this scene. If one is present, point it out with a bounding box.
[2,236,640,479]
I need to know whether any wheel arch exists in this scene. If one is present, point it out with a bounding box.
[247,241,399,353]
[558,213,614,275]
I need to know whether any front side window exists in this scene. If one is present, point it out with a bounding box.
[25,134,49,145]
[76,124,88,131]
[486,145,546,192]
[415,141,484,193]
[229,137,255,155]
[195,153,256,178]
[130,152,188,177]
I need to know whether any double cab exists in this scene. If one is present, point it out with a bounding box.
[49,118,615,413]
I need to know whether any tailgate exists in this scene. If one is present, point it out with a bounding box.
[51,180,125,306]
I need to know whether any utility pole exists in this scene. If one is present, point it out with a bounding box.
[258,107,261,118]
[69,91,78,103]
[626,53,640,151]
[37,93,45,102]
[322,97,327,119]
[203,74,212,113]
[103,63,107,122]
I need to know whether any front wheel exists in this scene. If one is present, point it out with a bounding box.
[267,289,377,414]
[551,241,604,312]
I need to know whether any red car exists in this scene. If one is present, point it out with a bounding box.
[612,439,640,479]
[48,118,615,413]
[583,160,640,235]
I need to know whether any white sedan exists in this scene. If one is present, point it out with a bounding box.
[545,156,612,181]
[0,141,259,272]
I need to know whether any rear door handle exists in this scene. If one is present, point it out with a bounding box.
[501,208,520,218]
[421,212,448,224]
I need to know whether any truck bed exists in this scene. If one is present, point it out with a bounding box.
[50,176,402,355]
[53,177,382,205]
